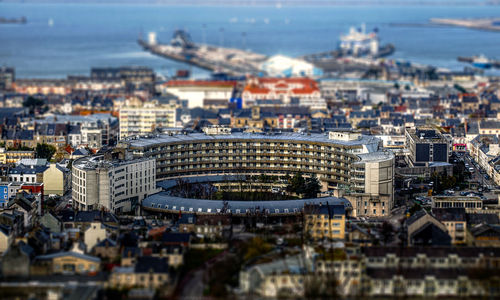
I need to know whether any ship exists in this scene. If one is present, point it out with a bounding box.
[458,55,500,69]
[471,55,492,69]
[339,23,381,57]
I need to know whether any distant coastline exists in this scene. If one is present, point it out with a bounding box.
[0,0,498,6]
[431,18,500,32]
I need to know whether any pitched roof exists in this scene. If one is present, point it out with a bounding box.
[134,256,169,274]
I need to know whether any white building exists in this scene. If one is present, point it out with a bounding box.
[72,155,157,214]
[260,55,323,77]
[161,80,236,109]
[119,102,177,139]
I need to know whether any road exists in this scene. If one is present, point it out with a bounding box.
[180,269,205,300]
[178,250,230,299]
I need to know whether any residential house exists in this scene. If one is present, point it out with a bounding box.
[83,222,107,252]
[34,243,100,275]
[109,256,170,289]
[432,208,467,244]
[42,163,71,196]
[406,210,451,246]
[92,238,118,260]
[0,224,13,254]
[39,211,63,233]
[304,204,346,241]
[1,241,33,277]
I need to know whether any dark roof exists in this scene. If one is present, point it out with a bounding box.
[470,224,500,237]
[74,211,118,223]
[304,204,345,217]
[161,232,191,244]
[0,224,11,236]
[134,256,169,274]
[406,210,428,226]
[432,208,466,222]
[95,238,117,248]
[121,246,141,258]
[57,209,76,223]
[410,222,451,246]
[466,213,500,225]
[8,164,48,175]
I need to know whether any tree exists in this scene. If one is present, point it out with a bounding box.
[286,171,306,195]
[35,143,57,161]
[23,96,45,114]
[304,174,321,198]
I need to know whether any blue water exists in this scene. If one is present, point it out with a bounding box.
[0,3,499,78]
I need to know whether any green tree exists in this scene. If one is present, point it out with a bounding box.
[23,96,45,114]
[305,174,321,198]
[287,171,306,195]
[36,143,56,161]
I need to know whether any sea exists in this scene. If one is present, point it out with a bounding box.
[0,2,500,78]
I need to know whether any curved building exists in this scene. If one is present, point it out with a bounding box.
[122,129,384,190]
[119,128,395,216]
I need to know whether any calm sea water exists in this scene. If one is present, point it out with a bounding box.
[0,3,499,78]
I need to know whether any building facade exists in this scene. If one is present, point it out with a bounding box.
[122,129,392,198]
[119,102,177,139]
[72,155,156,213]
[304,204,346,240]
[405,127,450,167]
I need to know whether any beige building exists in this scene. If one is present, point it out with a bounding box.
[84,222,107,252]
[0,149,35,164]
[304,204,346,240]
[119,101,177,139]
[432,196,482,212]
[35,244,100,275]
[0,225,13,254]
[109,256,170,289]
[349,151,394,216]
[42,163,70,196]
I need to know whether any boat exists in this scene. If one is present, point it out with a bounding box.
[339,23,380,57]
[471,55,492,69]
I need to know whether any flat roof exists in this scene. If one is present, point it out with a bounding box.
[73,155,153,170]
[126,132,380,149]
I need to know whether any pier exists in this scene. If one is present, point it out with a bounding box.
[431,18,500,32]
[138,31,267,76]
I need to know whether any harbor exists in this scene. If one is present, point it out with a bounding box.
[139,24,396,77]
